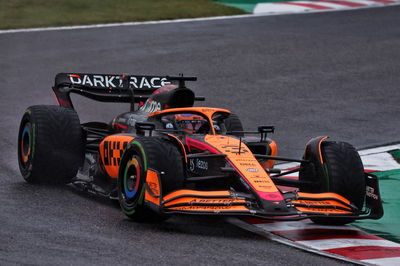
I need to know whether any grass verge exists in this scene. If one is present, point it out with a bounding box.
[0,0,247,30]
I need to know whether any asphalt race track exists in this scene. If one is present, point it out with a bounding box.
[1,6,400,266]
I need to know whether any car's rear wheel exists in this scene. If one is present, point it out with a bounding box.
[118,137,184,222]
[299,141,366,225]
[17,105,84,184]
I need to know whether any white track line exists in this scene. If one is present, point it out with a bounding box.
[0,14,254,35]
[358,144,400,155]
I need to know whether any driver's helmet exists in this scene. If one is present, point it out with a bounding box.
[175,113,208,134]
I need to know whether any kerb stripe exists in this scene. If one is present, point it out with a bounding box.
[272,228,381,241]
[280,1,332,9]
[325,246,400,260]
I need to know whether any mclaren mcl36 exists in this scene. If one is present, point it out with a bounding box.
[18,73,383,224]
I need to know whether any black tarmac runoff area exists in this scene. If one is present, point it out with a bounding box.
[1,6,399,266]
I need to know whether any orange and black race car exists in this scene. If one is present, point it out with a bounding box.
[18,73,383,224]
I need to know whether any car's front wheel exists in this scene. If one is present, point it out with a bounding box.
[299,141,366,225]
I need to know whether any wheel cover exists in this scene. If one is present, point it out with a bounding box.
[119,154,144,215]
[123,156,141,199]
[19,121,34,171]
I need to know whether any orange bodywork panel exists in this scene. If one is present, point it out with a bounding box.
[262,140,278,169]
[295,207,352,214]
[163,190,232,202]
[293,192,354,214]
[162,189,250,213]
[205,135,283,201]
[296,192,351,204]
[145,169,161,206]
[292,200,352,211]
[99,135,135,178]
[164,197,247,207]
[166,205,250,212]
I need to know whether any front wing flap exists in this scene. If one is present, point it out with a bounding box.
[162,190,254,214]
[159,189,360,220]
[158,186,383,221]
[291,192,355,214]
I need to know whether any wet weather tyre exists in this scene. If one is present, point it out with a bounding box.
[118,137,184,222]
[225,113,244,137]
[300,141,365,225]
[17,105,84,184]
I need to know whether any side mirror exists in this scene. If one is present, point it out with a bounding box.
[258,126,275,141]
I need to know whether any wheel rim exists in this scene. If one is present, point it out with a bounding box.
[123,156,141,199]
[20,122,32,167]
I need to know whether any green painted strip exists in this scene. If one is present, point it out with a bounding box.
[389,149,400,163]
[213,0,283,13]
[373,169,400,180]
[354,169,400,243]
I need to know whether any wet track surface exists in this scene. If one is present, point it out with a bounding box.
[1,6,399,265]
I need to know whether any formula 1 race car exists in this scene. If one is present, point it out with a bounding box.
[18,73,383,224]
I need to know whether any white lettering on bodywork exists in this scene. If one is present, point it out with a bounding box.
[93,75,105,87]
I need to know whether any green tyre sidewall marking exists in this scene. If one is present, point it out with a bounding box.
[322,163,330,191]
[131,140,148,171]
[132,140,148,208]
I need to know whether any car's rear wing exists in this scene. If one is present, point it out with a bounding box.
[53,73,197,110]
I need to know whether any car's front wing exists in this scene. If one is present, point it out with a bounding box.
[144,170,383,221]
